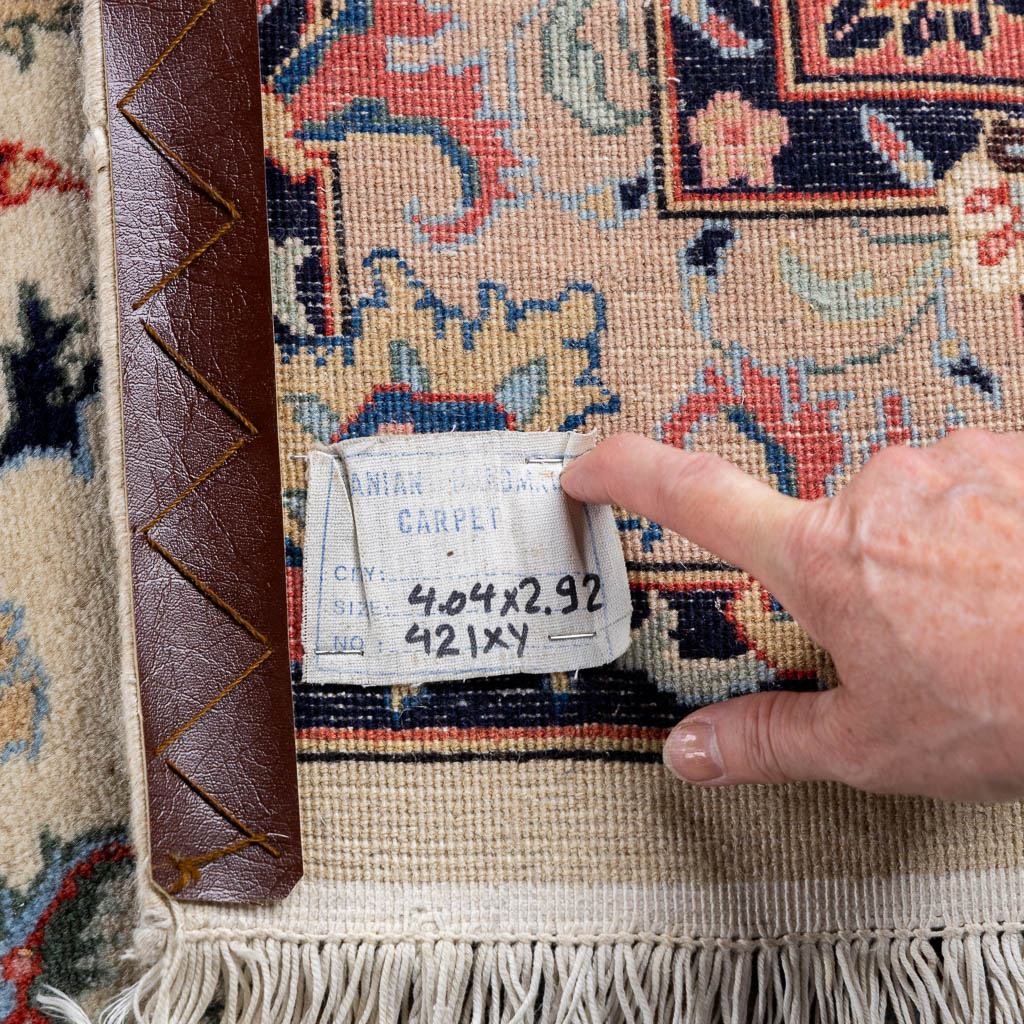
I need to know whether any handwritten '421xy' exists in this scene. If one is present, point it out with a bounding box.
[403,574,603,660]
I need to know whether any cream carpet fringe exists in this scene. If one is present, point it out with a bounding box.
[46,920,1017,1024]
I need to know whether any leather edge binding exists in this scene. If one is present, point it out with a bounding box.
[99,0,302,904]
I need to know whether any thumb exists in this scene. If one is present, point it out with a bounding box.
[663,690,841,786]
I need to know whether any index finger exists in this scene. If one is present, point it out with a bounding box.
[560,433,805,601]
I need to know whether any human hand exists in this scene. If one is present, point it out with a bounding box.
[559,429,1024,802]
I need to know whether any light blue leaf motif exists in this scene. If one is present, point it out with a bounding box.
[270,237,317,337]
[541,0,648,136]
[778,244,947,322]
[389,339,431,392]
[859,107,934,190]
[282,490,307,529]
[283,393,341,444]
[495,357,549,427]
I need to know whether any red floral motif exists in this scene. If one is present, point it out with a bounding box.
[868,393,915,453]
[0,141,85,211]
[962,180,1024,267]
[278,0,521,246]
[661,360,846,499]
[799,0,1024,87]
[0,840,132,1024]
[723,579,821,681]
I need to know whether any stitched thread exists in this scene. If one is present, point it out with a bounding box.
[166,837,269,896]
[137,322,256,536]
[143,323,258,434]
[116,0,240,311]
[143,536,270,645]
[163,760,280,892]
[155,648,273,756]
[116,0,280,895]
[165,760,280,859]
[138,437,246,537]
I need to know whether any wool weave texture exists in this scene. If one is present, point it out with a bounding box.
[0,4,134,1021]
[86,0,1024,1020]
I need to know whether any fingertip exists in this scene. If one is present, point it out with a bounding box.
[560,443,613,503]
[561,434,653,504]
[685,690,837,787]
[557,451,592,501]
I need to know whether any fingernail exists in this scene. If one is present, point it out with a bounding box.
[663,720,724,783]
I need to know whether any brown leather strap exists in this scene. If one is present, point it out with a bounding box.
[101,0,302,903]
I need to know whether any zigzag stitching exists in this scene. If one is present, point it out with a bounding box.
[165,760,280,896]
[118,0,279,895]
[116,0,240,311]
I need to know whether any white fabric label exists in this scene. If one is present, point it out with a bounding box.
[301,431,630,686]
